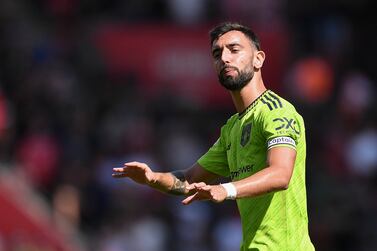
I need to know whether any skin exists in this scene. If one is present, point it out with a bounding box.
[112,30,297,205]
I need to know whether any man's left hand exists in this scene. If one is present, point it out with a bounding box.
[182,182,227,205]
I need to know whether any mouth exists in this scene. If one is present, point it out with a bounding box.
[221,66,238,77]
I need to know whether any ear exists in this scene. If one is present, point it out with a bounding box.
[253,50,265,69]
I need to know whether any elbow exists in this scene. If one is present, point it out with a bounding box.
[274,166,293,191]
[276,175,291,191]
[276,182,289,191]
[280,182,289,190]
[269,178,290,192]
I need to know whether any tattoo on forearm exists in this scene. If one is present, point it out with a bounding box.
[169,171,187,195]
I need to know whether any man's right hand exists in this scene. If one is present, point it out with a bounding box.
[112,162,219,196]
[112,161,157,186]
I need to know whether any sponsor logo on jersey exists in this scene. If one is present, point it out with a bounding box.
[267,136,296,149]
[230,164,254,179]
[240,123,252,147]
[273,117,300,134]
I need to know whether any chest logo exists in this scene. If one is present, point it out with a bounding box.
[240,123,252,147]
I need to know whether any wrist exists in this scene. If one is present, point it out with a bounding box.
[221,182,237,200]
[147,172,160,187]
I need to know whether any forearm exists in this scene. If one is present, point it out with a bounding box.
[231,165,291,199]
[227,147,296,199]
[149,170,190,195]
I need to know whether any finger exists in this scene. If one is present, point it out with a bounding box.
[112,167,125,172]
[112,173,128,178]
[186,184,194,190]
[182,193,198,205]
[187,182,206,190]
[197,185,211,191]
[124,161,140,165]
[124,161,146,168]
[194,182,207,188]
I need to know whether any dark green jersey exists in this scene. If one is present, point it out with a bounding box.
[198,90,314,250]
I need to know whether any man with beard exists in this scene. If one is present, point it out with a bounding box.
[112,22,315,251]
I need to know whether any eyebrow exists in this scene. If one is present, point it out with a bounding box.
[212,42,244,54]
[228,42,241,47]
[227,43,243,49]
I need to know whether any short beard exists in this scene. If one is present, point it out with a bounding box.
[218,67,254,91]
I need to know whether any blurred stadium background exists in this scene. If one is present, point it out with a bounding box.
[0,0,376,250]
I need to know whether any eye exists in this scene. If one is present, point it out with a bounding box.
[231,48,240,53]
[212,51,220,59]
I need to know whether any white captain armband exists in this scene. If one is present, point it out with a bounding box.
[221,182,237,200]
[267,136,296,149]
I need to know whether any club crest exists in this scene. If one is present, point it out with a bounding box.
[241,123,252,147]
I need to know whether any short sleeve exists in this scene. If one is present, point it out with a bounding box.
[197,125,230,177]
[261,106,303,150]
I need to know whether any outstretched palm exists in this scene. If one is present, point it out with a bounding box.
[112,161,156,185]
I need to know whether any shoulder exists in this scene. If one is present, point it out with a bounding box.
[255,91,305,143]
[222,113,239,129]
[257,90,301,119]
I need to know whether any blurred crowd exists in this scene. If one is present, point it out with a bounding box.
[0,0,376,251]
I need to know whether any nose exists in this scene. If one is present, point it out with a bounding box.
[221,49,232,64]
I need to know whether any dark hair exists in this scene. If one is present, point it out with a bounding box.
[209,22,261,50]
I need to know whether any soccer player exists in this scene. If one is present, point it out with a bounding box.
[112,22,315,250]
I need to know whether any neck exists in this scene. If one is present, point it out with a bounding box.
[229,73,267,113]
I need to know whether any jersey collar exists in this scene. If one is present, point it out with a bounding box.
[238,89,269,119]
